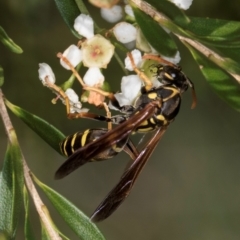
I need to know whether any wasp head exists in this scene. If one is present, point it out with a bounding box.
[156,64,196,109]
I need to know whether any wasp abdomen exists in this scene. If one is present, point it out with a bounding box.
[60,129,107,157]
[60,128,129,161]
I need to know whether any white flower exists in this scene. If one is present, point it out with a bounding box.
[81,34,115,68]
[38,63,56,84]
[125,49,142,71]
[74,14,94,39]
[83,67,105,86]
[60,45,82,70]
[162,51,181,65]
[114,75,142,107]
[124,5,134,17]
[113,22,137,44]
[65,88,89,113]
[65,88,79,103]
[169,0,193,10]
[101,5,123,23]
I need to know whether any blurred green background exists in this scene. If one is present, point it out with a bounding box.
[1,0,240,239]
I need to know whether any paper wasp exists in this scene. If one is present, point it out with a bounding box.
[54,52,197,222]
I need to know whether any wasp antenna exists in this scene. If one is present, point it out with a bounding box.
[142,54,176,67]
[185,78,197,109]
[190,88,197,109]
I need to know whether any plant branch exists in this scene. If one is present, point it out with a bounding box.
[0,89,62,240]
[177,35,240,84]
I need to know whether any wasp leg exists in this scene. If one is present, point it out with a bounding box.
[123,139,139,161]
[127,52,153,91]
[44,78,111,122]
[103,102,112,130]
[67,112,111,122]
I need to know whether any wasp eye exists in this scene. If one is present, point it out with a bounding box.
[171,73,176,79]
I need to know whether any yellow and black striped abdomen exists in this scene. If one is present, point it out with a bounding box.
[60,129,108,157]
[60,128,129,161]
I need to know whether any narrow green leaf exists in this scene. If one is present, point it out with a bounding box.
[213,45,240,66]
[41,222,51,240]
[34,178,105,240]
[145,0,190,28]
[0,26,23,54]
[23,187,36,240]
[187,17,240,44]
[0,66,4,87]
[54,0,81,37]
[5,99,65,155]
[185,43,240,111]
[133,7,178,57]
[0,132,24,239]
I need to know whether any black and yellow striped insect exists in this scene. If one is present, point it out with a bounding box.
[60,128,139,162]
[55,54,196,222]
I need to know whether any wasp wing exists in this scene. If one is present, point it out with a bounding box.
[55,102,157,180]
[90,127,167,222]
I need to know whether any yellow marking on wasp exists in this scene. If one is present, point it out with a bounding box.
[164,72,173,80]
[148,92,158,100]
[156,114,165,121]
[140,120,149,126]
[162,87,179,102]
[150,118,156,124]
[112,144,122,153]
[81,129,91,148]
[61,135,71,156]
[70,132,79,153]
[137,127,154,133]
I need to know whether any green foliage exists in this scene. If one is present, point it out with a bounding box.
[186,17,240,43]
[54,0,81,37]
[34,177,105,240]
[133,7,178,56]
[23,187,36,240]
[0,26,23,53]
[5,99,65,155]
[0,133,24,239]
[186,43,240,110]
[145,0,190,28]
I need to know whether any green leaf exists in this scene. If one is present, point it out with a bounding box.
[41,222,51,240]
[213,45,240,66]
[145,0,190,28]
[34,178,105,240]
[185,43,240,112]
[23,187,36,240]
[187,17,240,45]
[0,66,4,87]
[54,0,81,37]
[5,99,65,155]
[0,26,23,54]
[0,132,24,239]
[133,7,178,57]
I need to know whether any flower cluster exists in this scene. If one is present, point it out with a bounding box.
[38,0,192,115]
